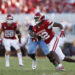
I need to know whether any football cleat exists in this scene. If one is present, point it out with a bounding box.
[5,64,10,67]
[32,60,37,70]
[19,64,24,67]
[5,60,10,67]
[56,66,65,71]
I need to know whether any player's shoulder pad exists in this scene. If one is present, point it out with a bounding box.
[45,19,52,24]
[1,22,6,25]
[12,22,17,25]
[12,22,18,28]
[28,25,33,31]
[1,22,6,27]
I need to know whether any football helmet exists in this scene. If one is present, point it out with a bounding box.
[6,14,13,25]
[34,12,45,24]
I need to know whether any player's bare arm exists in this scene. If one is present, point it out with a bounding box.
[0,27,3,38]
[0,27,3,45]
[53,22,63,30]
[16,29,21,43]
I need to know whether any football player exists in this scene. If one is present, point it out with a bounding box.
[0,14,23,67]
[27,25,64,70]
[32,12,75,67]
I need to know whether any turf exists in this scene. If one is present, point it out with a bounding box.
[0,57,75,75]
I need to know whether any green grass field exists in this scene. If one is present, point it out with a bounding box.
[0,57,75,75]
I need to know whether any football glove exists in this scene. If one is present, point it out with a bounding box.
[60,29,65,37]
[31,38,38,42]
[37,36,42,41]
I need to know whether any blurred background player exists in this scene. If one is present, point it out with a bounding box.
[0,14,23,67]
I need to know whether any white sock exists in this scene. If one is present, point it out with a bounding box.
[5,55,10,67]
[17,52,23,65]
[57,64,62,67]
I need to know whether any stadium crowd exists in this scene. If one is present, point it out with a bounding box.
[0,0,75,14]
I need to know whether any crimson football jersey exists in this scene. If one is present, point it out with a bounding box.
[33,20,55,44]
[1,22,17,39]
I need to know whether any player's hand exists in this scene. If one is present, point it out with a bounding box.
[37,36,41,41]
[60,29,65,37]
[31,38,38,42]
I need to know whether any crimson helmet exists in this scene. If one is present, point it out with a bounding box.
[6,14,13,25]
[34,12,45,24]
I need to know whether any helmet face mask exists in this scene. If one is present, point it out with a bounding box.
[6,14,13,26]
[34,12,41,24]
[34,12,45,24]
[34,16,40,24]
[7,18,13,24]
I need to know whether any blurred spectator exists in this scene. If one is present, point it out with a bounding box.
[0,0,7,14]
[66,20,72,31]
[0,0,75,14]
[60,20,72,32]
[35,6,41,13]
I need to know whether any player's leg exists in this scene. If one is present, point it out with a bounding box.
[58,36,75,62]
[55,47,65,61]
[28,54,36,61]
[47,51,60,67]
[11,39,23,66]
[63,57,75,62]
[39,40,63,69]
[39,40,58,66]
[3,38,11,67]
[48,37,64,70]
[16,49,24,66]
[27,38,37,60]
[27,38,38,70]
[28,53,37,70]
[5,50,10,67]
[57,40,75,62]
